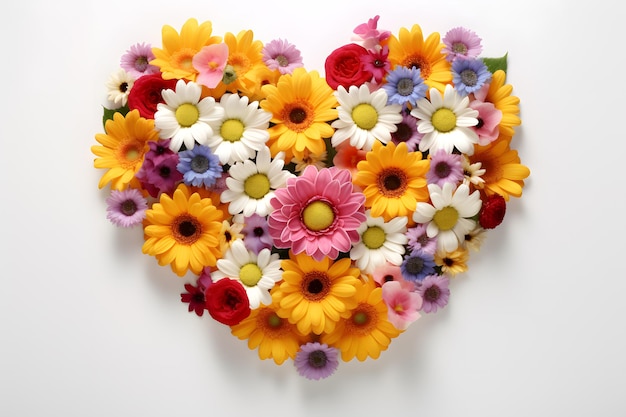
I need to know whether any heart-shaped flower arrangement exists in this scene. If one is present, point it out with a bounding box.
[92,16,530,380]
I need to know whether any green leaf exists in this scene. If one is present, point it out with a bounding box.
[102,105,129,129]
[482,53,508,75]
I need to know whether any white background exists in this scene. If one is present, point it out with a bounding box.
[2,0,625,415]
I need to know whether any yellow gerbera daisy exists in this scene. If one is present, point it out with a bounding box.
[353,141,430,222]
[142,183,223,277]
[150,18,222,82]
[435,247,470,276]
[230,300,309,365]
[469,135,530,201]
[220,30,266,98]
[483,70,521,137]
[387,24,452,93]
[260,67,338,162]
[321,278,402,362]
[92,110,159,190]
[272,252,363,336]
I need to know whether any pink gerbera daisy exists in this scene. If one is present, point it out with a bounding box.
[262,39,304,75]
[268,165,366,261]
[120,42,159,79]
[442,27,483,62]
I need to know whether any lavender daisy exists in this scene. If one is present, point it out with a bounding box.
[400,249,437,283]
[426,149,464,187]
[105,188,148,227]
[417,274,451,313]
[241,213,273,253]
[177,144,222,188]
[406,223,438,255]
[120,42,159,79]
[382,66,427,108]
[262,39,303,75]
[294,342,339,380]
[390,111,423,151]
[442,27,483,62]
[452,59,492,96]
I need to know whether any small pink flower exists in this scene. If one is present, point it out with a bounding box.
[382,281,422,330]
[193,43,229,88]
[352,15,391,51]
[371,262,416,291]
[469,100,502,145]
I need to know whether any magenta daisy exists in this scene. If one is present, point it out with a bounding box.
[268,165,366,261]
[105,188,148,227]
[262,39,304,75]
[441,27,483,62]
[417,274,451,313]
[120,42,159,79]
[390,111,422,151]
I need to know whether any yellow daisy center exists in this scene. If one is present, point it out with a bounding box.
[240,263,262,287]
[267,312,282,328]
[432,206,459,231]
[171,48,197,72]
[175,103,200,127]
[302,201,335,231]
[244,173,271,199]
[221,119,245,142]
[353,311,369,325]
[431,108,457,133]
[362,226,386,249]
[352,103,378,130]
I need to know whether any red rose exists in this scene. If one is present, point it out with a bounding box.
[324,43,373,90]
[479,194,507,229]
[205,279,251,326]
[127,73,178,119]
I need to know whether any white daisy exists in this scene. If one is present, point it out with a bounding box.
[207,93,272,165]
[154,79,224,152]
[105,68,134,108]
[410,84,479,155]
[350,210,408,274]
[331,84,403,151]
[212,240,283,309]
[461,154,486,187]
[220,146,294,217]
[413,182,482,253]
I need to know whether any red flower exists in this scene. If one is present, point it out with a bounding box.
[479,194,506,229]
[127,73,178,119]
[324,43,373,90]
[180,283,208,317]
[205,279,251,326]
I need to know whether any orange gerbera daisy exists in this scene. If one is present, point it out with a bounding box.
[469,135,530,201]
[142,183,223,276]
[92,110,159,190]
[321,278,402,362]
[483,70,521,137]
[150,18,222,82]
[386,24,452,93]
[230,300,309,365]
[260,67,338,162]
[353,141,430,222]
[273,252,363,335]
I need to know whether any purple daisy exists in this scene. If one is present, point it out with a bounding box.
[390,112,423,151]
[442,27,483,62]
[262,39,303,75]
[105,188,148,227]
[406,223,438,255]
[120,42,159,79]
[417,274,451,313]
[136,139,183,197]
[177,144,222,188]
[426,149,464,187]
[294,342,339,380]
[241,213,273,254]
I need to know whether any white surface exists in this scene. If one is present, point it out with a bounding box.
[2,1,625,415]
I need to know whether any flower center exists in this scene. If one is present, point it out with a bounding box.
[172,214,202,244]
[120,199,137,216]
[405,257,425,275]
[435,161,451,178]
[267,312,282,328]
[308,350,328,368]
[240,263,262,287]
[175,103,200,127]
[353,311,369,325]
[172,48,196,71]
[392,122,413,142]
[460,69,478,86]
[432,206,459,231]
[352,103,378,130]
[362,226,386,249]
[289,107,307,124]
[119,82,129,93]
[243,173,271,199]
[452,42,468,55]
[275,55,289,67]
[135,56,149,72]
[424,285,441,302]
[302,201,335,231]
[253,226,265,237]
[301,272,331,301]
[377,167,408,197]
[396,78,415,96]
[431,108,457,133]
[125,147,140,161]
[221,119,245,142]
[404,56,431,79]
[191,154,210,173]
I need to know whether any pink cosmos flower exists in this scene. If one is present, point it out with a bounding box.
[352,15,391,51]
[382,281,422,330]
[469,100,503,145]
[268,165,366,261]
[371,262,416,291]
[192,43,229,88]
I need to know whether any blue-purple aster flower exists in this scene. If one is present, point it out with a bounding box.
[406,224,438,255]
[452,58,492,96]
[105,188,148,227]
[177,144,222,188]
[400,249,437,283]
[426,149,464,187]
[382,66,427,108]
[241,213,273,254]
[442,27,483,62]
[120,42,160,79]
[294,342,339,380]
[262,39,303,75]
